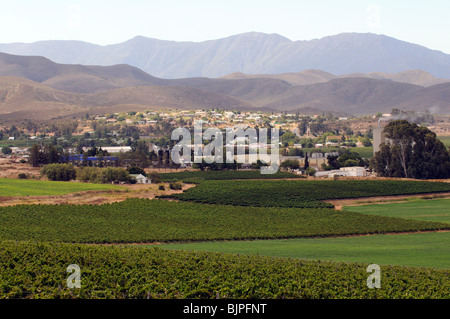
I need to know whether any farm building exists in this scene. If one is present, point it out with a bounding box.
[130,174,151,184]
[315,167,369,178]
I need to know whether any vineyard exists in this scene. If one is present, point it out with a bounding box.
[1,241,449,299]
[169,179,450,208]
[1,177,450,300]
[1,198,447,243]
[160,170,303,183]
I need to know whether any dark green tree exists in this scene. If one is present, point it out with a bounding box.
[304,153,309,170]
[41,163,76,181]
[370,120,450,179]
[1,146,12,155]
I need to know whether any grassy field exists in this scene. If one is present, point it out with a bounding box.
[438,136,450,148]
[343,198,450,224]
[161,232,450,269]
[0,178,123,197]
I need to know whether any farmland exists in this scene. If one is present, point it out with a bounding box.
[169,179,450,208]
[343,198,450,224]
[1,177,450,300]
[160,170,302,183]
[0,178,123,197]
[1,198,447,244]
[1,240,449,299]
[438,135,450,148]
[162,232,450,269]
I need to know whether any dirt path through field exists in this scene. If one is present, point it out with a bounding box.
[0,183,195,207]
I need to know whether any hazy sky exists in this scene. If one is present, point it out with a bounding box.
[1,0,449,53]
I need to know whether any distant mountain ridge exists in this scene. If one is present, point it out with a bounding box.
[2,32,450,79]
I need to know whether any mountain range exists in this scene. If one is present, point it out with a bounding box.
[2,32,450,79]
[1,32,450,121]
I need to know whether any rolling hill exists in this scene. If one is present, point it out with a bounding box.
[2,50,450,120]
[0,76,255,121]
[222,69,450,87]
[0,52,166,93]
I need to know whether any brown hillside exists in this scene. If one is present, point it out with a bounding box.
[340,70,450,87]
[260,78,425,114]
[0,52,166,94]
[221,69,337,86]
[0,77,255,122]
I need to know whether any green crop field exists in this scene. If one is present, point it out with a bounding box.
[0,178,123,197]
[2,199,446,243]
[160,170,302,183]
[162,232,450,269]
[169,179,450,208]
[300,147,374,159]
[2,177,450,300]
[1,241,449,299]
[438,136,450,148]
[343,198,450,224]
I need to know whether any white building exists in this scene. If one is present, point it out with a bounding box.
[315,166,369,178]
[130,174,151,184]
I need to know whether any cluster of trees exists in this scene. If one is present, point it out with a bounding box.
[40,162,164,184]
[0,125,22,140]
[192,159,241,171]
[76,167,136,184]
[28,141,175,170]
[41,164,76,182]
[371,120,450,179]
[29,144,63,167]
[280,157,316,176]
[322,150,369,171]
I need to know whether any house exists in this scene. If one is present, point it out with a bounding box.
[130,174,151,184]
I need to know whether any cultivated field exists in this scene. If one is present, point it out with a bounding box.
[1,175,450,299]
[2,240,449,299]
[343,198,450,224]
[167,179,450,208]
[162,232,450,269]
[0,178,122,197]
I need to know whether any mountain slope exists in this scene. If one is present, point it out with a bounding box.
[340,70,450,87]
[223,69,450,87]
[0,52,167,93]
[2,32,450,79]
[2,51,450,120]
[221,69,338,86]
[0,76,256,121]
[260,78,450,115]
